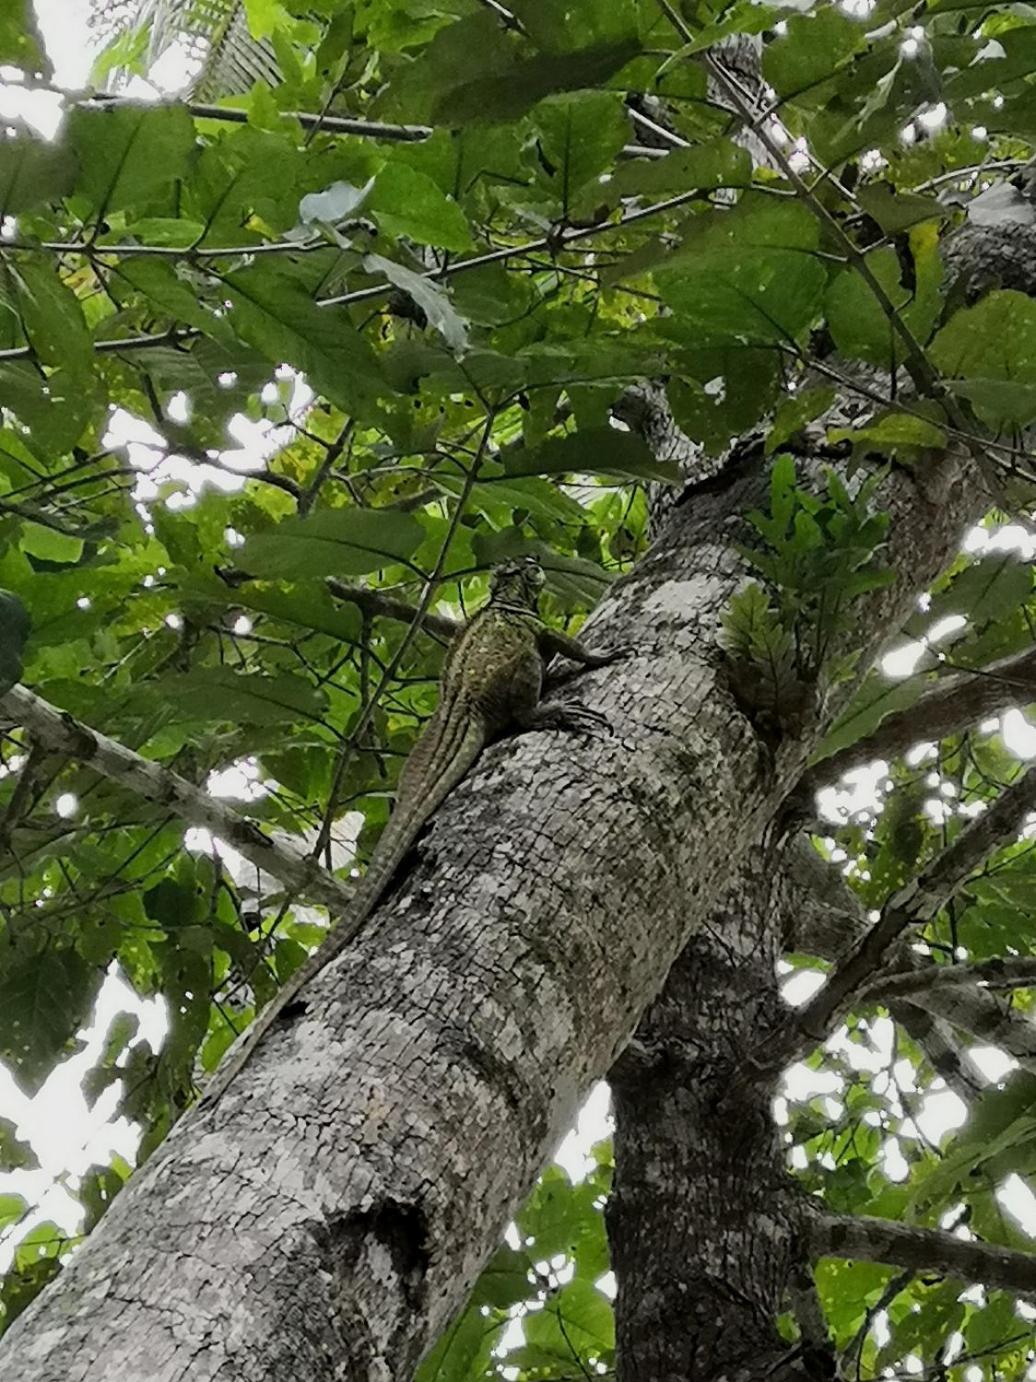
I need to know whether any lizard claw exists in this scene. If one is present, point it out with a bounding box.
[589,645,629,668]
[556,701,613,737]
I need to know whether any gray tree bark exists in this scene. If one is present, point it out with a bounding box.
[593,225,1036,1381]
[0,422,979,1379]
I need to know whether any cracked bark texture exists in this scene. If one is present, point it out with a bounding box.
[589,212,1036,1382]
[607,857,832,1381]
[0,428,979,1381]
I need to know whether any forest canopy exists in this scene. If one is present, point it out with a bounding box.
[0,0,1036,1378]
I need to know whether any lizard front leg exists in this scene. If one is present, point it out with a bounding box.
[515,697,611,737]
[539,627,625,669]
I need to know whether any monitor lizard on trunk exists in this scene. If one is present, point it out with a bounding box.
[201,554,619,1107]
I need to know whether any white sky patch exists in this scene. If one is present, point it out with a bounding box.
[967,1046,1018,1083]
[103,369,314,511]
[1001,708,1036,760]
[917,102,948,132]
[781,968,826,1006]
[207,758,267,803]
[882,639,929,678]
[0,967,167,1271]
[34,0,95,87]
[996,1174,1036,1236]
[926,614,966,644]
[554,1081,612,1182]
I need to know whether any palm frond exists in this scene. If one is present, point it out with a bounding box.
[87,0,280,97]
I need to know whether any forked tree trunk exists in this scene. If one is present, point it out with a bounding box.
[0,438,978,1378]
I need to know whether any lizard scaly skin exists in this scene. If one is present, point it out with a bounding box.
[201,554,617,1107]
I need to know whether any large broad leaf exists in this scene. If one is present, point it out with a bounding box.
[930,291,1036,425]
[186,575,364,642]
[0,0,46,73]
[0,947,100,1095]
[504,428,680,483]
[593,139,751,211]
[7,259,92,374]
[510,0,639,49]
[438,40,639,124]
[367,164,473,251]
[0,362,95,453]
[223,262,385,409]
[825,230,942,368]
[0,135,76,215]
[240,508,426,579]
[0,588,30,695]
[110,258,234,344]
[380,12,638,125]
[151,668,328,725]
[761,5,866,100]
[66,103,197,219]
[531,91,631,207]
[653,197,825,349]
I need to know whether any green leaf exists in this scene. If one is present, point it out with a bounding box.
[0,1192,28,1232]
[944,377,1036,427]
[766,386,835,454]
[439,38,640,123]
[827,412,947,455]
[368,163,473,251]
[504,427,680,483]
[594,138,751,209]
[826,241,940,368]
[0,0,46,73]
[240,507,425,579]
[761,5,865,100]
[110,258,234,344]
[189,577,363,643]
[0,946,101,1094]
[364,254,469,354]
[929,553,1033,627]
[654,197,824,348]
[931,292,1036,424]
[223,262,384,410]
[7,259,92,374]
[0,362,95,452]
[0,1116,37,1172]
[523,1278,614,1359]
[151,668,329,725]
[0,135,76,214]
[856,183,946,235]
[387,13,639,126]
[532,91,631,205]
[0,588,30,694]
[67,103,197,219]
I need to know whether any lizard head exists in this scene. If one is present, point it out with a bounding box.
[490,554,546,609]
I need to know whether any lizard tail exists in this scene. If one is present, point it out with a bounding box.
[197,712,486,1108]
[345,707,488,931]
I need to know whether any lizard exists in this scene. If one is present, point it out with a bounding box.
[200,553,620,1107]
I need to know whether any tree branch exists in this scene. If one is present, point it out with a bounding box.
[324,577,460,640]
[80,94,432,142]
[787,838,1036,1086]
[801,644,1036,797]
[765,766,1036,1074]
[0,685,355,916]
[810,1212,1036,1296]
[865,954,1036,1001]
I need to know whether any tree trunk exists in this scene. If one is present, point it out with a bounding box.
[0,436,978,1378]
[607,855,818,1381]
